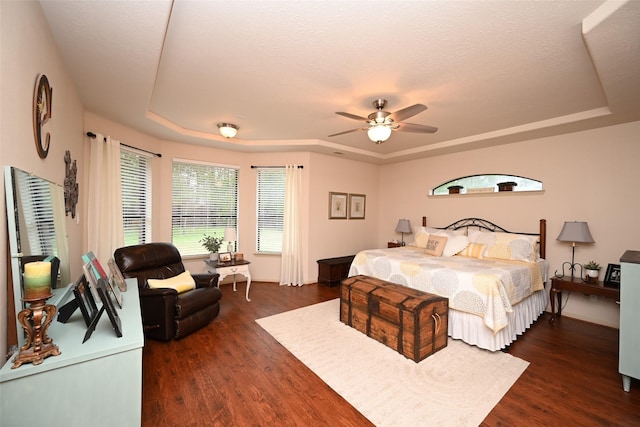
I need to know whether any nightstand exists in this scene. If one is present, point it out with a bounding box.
[549,275,620,322]
[205,259,252,302]
[388,242,402,248]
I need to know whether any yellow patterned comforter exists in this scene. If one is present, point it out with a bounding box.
[349,247,545,334]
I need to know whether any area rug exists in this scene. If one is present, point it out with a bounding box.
[256,299,529,427]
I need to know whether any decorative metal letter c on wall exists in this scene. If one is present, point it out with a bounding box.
[33,74,53,159]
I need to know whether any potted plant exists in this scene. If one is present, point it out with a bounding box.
[200,234,223,261]
[584,261,601,283]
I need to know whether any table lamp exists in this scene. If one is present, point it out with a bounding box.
[224,227,237,253]
[395,219,412,246]
[555,221,595,281]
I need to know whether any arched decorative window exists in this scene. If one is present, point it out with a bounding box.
[431,174,542,195]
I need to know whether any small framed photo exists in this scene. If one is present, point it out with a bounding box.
[107,277,123,308]
[73,274,99,327]
[604,263,621,288]
[108,258,127,292]
[329,192,348,219]
[219,252,232,263]
[348,193,366,219]
[97,279,122,338]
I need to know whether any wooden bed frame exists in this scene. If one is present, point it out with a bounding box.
[422,216,547,260]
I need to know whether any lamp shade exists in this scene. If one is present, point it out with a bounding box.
[367,124,392,144]
[224,227,237,242]
[217,123,238,138]
[395,219,412,234]
[556,221,595,243]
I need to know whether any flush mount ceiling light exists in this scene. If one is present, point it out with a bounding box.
[217,123,239,139]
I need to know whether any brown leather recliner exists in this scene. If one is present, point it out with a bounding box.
[113,242,222,341]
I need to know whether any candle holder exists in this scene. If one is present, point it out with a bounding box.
[12,293,61,369]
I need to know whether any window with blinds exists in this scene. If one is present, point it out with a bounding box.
[257,169,285,253]
[16,172,57,256]
[120,149,152,246]
[172,160,238,256]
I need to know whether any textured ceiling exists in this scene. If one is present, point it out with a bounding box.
[40,0,640,164]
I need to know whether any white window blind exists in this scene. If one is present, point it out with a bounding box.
[16,172,57,256]
[120,149,152,246]
[257,169,285,253]
[172,160,238,256]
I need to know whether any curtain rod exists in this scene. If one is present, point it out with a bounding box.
[86,131,162,158]
[250,165,303,169]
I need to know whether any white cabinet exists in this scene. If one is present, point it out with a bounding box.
[0,279,144,425]
[620,250,640,392]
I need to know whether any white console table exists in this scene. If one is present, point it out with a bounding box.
[0,278,143,426]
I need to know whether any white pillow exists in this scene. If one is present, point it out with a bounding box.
[409,226,465,248]
[147,271,196,293]
[440,234,469,257]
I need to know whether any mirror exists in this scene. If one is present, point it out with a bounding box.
[5,166,70,344]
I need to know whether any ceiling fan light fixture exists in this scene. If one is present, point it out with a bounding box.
[217,123,238,138]
[367,124,392,144]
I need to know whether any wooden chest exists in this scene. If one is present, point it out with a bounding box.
[317,255,355,287]
[340,275,448,362]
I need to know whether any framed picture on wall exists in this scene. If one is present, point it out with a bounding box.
[329,192,348,219]
[348,194,366,219]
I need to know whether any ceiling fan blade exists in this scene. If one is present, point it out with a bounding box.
[336,112,368,121]
[328,127,365,137]
[388,104,427,122]
[395,122,438,133]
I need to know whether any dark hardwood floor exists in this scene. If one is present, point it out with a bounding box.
[141,282,640,427]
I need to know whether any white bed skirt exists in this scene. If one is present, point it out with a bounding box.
[448,284,549,351]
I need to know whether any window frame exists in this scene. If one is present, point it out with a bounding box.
[171,158,239,257]
[120,147,153,246]
[256,168,285,254]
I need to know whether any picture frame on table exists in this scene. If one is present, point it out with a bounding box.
[107,257,127,292]
[329,192,348,219]
[74,274,99,327]
[97,279,122,338]
[58,274,100,327]
[604,263,621,288]
[82,261,101,303]
[106,277,123,308]
[348,193,366,220]
[219,252,232,263]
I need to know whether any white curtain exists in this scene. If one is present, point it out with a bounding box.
[280,165,304,286]
[87,133,124,264]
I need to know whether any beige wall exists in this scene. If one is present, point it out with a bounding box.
[1,1,85,359]
[379,121,640,328]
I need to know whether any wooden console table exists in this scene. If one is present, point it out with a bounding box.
[549,275,620,322]
[0,278,144,426]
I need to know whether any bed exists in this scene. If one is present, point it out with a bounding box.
[349,217,549,351]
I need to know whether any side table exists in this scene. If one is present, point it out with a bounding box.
[205,259,252,302]
[388,241,402,248]
[549,275,620,322]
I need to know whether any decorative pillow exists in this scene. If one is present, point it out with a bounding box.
[459,243,486,259]
[425,235,447,256]
[147,271,196,293]
[441,234,469,257]
[409,226,430,248]
[468,230,539,263]
[409,226,465,247]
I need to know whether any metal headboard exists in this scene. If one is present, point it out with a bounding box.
[421,217,547,259]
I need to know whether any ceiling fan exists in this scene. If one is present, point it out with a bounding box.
[329,99,438,144]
